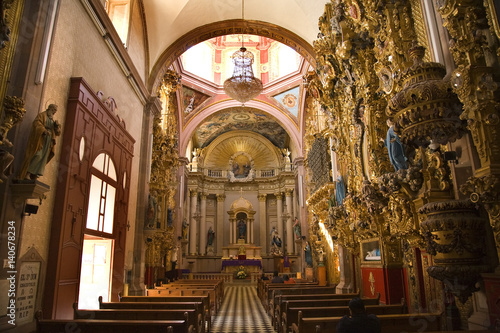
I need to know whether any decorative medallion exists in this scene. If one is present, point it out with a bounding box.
[349,2,361,21]
[376,66,394,94]
[282,94,297,108]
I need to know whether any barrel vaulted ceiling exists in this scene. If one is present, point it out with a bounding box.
[143,0,327,71]
[143,0,325,158]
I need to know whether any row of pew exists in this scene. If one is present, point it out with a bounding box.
[36,279,223,333]
[259,279,484,333]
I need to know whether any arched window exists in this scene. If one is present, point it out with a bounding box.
[104,0,130,45]
[86,153,117,234]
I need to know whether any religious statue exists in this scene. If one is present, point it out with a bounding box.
[383,118,408,171]
[304,241,313,267]
[293,217,301,239]
[237,219,247,239]
[182,219,189,240]
[270,228,283,256]
[273,233,282,248]
[19,104,61,180]
[171,244,179,270]
[145,191,158,228]
[207,226,215,246]
[335,173,346,205]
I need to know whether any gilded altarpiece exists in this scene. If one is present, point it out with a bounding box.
[304,1,490,320]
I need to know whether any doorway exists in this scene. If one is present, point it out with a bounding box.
[77,235,114,309]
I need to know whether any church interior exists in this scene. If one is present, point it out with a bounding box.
[1,0,500,332]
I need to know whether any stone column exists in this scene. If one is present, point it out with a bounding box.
[189,190,198,255]
[276,192,283,244]
[216,194,225,255]
[250,217,254,243]
[258,194,267,254]
[285,189,293,255]
[199,193,207,255]
[294,157,307,239]
[292,190,299,254]
[336,245,354,293]
[232,218,237,244]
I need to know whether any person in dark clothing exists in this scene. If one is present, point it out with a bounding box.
[271,270,284,283]
[336,297,381,333]
[261,273,269,281]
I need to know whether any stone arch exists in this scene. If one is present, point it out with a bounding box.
[180,99,302,159]
[228,197,256,244]
[148,19,316,93]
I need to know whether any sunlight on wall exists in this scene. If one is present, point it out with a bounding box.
[105,0,130,45]
[181,42,214,82]
[319,222,334,252]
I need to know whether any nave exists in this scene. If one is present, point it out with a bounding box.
[211,283,274,333]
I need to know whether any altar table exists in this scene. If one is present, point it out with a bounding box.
[221,259,262,273]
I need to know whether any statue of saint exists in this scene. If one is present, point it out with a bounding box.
[207,226,215,246]
[237,219,247,239]
[293,217,301,239]
[383,118,408,171]
[19,104,61,180]
[335,174,346,206]
[145,191,158,228]
[272,231,282,248]
[182,219,189,240]
[304,241,313,267]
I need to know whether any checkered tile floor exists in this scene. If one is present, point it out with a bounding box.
[211,283,275,333]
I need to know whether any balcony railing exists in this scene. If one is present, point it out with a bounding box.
[188,165,292,178]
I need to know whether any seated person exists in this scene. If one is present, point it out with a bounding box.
[261,273,269,281]
[271,270,284,283]
[336,297,381,333]
[283,274,296,284]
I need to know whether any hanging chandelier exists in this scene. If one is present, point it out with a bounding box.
[223,0,263,105]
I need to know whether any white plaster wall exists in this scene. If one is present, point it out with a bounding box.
[19,0,147,274]
[128,0,147,81]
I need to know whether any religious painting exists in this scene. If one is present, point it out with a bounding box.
[231,154,251,178]
[228,152,255,183]
[236,212,247,240]
[181,86,210,117]
[361,239,381,262]
[194,107,288,148]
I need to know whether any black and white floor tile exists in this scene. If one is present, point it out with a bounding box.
[211,283,275,333]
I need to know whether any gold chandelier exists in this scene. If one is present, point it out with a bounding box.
[223,0,263,104]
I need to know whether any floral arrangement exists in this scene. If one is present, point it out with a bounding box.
[236,266,247,279]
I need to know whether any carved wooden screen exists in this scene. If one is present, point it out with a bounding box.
[307,136,331,192]
[43,77,134,319]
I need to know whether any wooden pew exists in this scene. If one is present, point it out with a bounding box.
[262,282,319,306]
[273,291,359,330]
[292,312,443,333]
[282,304,405,333]
[146,287,218,313]
[162,279,224,300]
[117,295,210,332]
[268,286,338,324]
[74,305,202,333]
[36,310,191,333]
[152,285,221,311]
[264,284,329,313]
[281,294,381,325]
